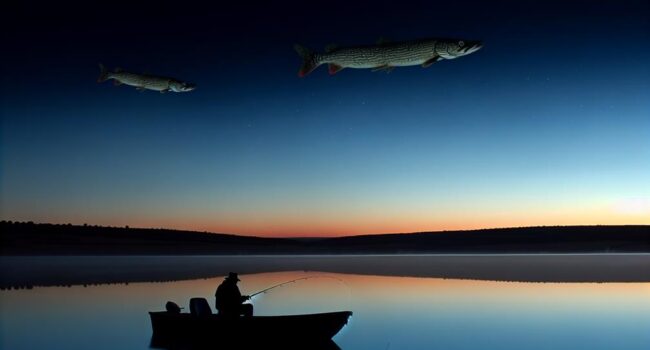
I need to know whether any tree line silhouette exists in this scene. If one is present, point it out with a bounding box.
[1,221,648,255]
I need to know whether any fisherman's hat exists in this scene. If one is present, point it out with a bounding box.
[226,272,240,281]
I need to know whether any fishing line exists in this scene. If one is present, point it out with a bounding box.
[247,274,352,311]
[250,274,348,298]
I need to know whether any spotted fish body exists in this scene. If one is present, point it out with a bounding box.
[295,38,482,77]
[97,64,195,93]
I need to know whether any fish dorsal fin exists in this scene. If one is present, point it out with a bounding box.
[114,67,123,73]
[377,37,391,46]
[328,64,344,75]
[325,44,338,53]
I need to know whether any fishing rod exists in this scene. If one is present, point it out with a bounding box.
[248,275,346,299]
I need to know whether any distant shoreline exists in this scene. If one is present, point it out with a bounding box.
[1,221,648,255]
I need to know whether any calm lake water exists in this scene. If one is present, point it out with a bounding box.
[1,255,649,349]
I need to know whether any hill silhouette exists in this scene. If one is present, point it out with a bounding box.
[1,221,648,255]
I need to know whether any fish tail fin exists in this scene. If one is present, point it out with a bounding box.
[97,63,110,83]
[294,44,319,77]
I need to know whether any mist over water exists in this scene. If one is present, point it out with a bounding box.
[2,254,649,290]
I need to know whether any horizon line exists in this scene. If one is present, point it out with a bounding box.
[2,220,648,239]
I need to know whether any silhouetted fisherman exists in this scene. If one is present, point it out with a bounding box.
[215,272,253,318]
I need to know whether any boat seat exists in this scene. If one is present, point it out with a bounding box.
[189,297,213,316]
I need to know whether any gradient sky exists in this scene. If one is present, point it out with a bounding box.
[1,0,649,236]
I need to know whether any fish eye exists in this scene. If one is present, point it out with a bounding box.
[459,41,464,47]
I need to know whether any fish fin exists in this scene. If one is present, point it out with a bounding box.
[113,80,122,86]
[294,44,320,77]
[114,67,124,73]
[377,37,391,46]
[97,63,110,83]
[325,44,338,53]
[422,56,443,68]
[372,65,394,73]
[328,64,344,75]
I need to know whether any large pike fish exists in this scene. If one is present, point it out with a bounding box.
[97,64,196,93]
[294,38,482,77]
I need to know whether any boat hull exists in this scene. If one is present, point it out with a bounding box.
[149,310,352,348]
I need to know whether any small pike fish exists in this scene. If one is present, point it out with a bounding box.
[97,64,196,93]
[294,38,482,77]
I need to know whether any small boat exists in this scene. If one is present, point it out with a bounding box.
[149,298,352,349]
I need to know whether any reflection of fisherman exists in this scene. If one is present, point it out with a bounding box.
[215,272,253,318]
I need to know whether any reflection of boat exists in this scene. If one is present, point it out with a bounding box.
[149,299,352,349]
[151,331,342,349]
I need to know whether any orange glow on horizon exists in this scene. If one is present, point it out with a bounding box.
[7,197,649,237]
[125,203,650,237]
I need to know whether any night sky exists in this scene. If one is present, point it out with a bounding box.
[1,1,649,236]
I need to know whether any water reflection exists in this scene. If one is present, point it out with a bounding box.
[1,269,649,350]
[150,337,342,350]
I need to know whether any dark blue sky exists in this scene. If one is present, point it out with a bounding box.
[2,0,649,236]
